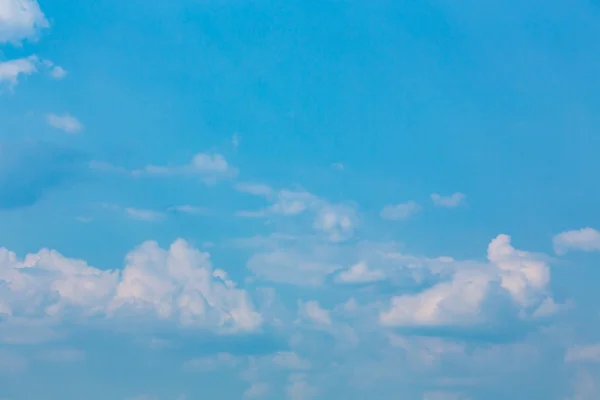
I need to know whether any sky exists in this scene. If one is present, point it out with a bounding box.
[1,0,600,399]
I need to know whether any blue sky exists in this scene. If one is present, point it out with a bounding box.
[1,0,600,399]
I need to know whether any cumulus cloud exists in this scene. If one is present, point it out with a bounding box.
[0,55,38,89]
[0,0,48,44]
[553,228,600,255]
[45,113,83,134]
[431,193,467,208]
[0,239,262,334]
[335,262,385,284]
[297,300,332,326]
[380,234,554,327]
[380,201,421,220]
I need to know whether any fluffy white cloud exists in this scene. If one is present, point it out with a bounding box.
[335,262,385,284]
[380,201,421,220]
[45,113,83,134]
[0,0,48,44]
[236,184,358,243]
[297,300,331,326]
[0,239,262,334]
[380,234,554,327]
[0,55,38,89]
[109,240,261,332]
[312,204,356,242]
[431,193,466,208]
[553,228,600,255]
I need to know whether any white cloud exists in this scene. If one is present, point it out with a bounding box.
[380,234,553,327]
[135,153,238,184]
[298,300,331,326]
[0,55,38,89]
[0,239,262,334]
[234,185,317,217]
[45,113,83,134]
[243,383,269,399]
[125,208,165,222]
[431,193,466,208]
[380,201,421,220]
[313,204,356,242]
[49,65,67,79]
[0,0,48,44]
[565,344,600,363]
[488,234,550,307]
[335,262,385,284]
[380,269,491,327]
[553,228,600,255]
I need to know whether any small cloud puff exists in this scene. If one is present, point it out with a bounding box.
[553,227,600,255]
[335,262,385,284]
[431,193,466,208]
[380,201,421,220]
[45,113,83,134]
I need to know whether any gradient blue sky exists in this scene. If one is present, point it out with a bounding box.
[2,0,600,399]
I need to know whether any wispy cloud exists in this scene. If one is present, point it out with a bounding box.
[431,193,467,208]
[91,153,238,184]
[45,113,83,134]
